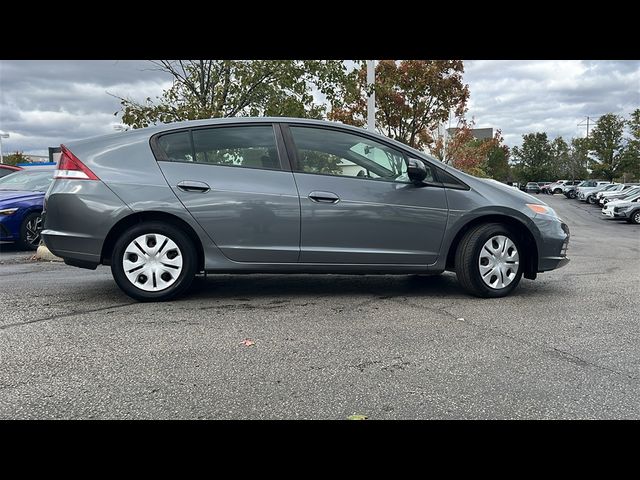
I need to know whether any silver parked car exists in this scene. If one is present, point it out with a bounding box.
[42,118,570,301]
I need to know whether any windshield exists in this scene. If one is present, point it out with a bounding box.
[620,187,640,200]
[0,169,54,192]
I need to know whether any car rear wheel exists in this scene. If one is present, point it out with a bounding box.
[111,222,197,302]
[587,196,596,204]
[630,210,640,225]
[553,188,562,194]
[568,190,577,199]
[455,223,523,298]
[18,211,42,251]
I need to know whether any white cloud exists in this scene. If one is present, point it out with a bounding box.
[1,60,638,155]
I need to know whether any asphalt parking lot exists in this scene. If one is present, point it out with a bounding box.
[0,194,638,419]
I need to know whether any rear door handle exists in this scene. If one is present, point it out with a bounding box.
[308,191,340,204]
[177,180,210,193]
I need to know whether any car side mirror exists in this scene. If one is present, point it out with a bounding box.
[407,158,427,185]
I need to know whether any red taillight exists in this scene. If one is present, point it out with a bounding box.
[54,145,99,180]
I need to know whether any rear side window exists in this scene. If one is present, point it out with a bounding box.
[155,125,281,170]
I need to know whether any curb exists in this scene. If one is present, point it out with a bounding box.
[36,245,63,262]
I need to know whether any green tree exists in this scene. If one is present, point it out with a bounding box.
[588,113,626,181]
[116,60,353,129]
[511,133,554,182]
[2,151,29,166]
[620,108,640,181]
[328,60,470,150]
[550,137,570,179]
[566,137,590,180]
[484,141,511,181]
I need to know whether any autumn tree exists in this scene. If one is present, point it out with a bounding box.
[511,133,554,182]
[328,60,469,150]
[116,60,353,129]
[431,121,508,178]
[588,113,626,181]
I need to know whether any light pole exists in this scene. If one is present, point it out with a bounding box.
[366,60,376,132]
[0,133,9,165]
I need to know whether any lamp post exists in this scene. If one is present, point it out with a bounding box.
[366,60,375,132]
[0,133,9,165]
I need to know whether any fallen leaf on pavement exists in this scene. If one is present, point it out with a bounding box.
[347,414,368,420]
[240,339,255,347]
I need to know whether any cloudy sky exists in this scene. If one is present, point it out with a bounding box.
[0,60,638,156]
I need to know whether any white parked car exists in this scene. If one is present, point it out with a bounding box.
[576,181,611,201]
[585,183,623,204]
[602,190,640,222]
[600,185,640,206]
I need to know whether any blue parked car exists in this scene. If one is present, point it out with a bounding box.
[0,169,55,250]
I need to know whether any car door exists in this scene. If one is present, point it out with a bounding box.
[154,124,300,263]
[283,124,448,265]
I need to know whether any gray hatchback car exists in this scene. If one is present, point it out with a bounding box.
[42,117,569,301]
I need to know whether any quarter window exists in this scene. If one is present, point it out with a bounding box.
[289,126,422,183]
[157,131,193,162]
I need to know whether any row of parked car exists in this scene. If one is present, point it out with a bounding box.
[542,179,640,224]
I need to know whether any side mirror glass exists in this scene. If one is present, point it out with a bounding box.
[407,158,427,185]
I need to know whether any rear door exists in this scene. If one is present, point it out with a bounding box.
[283,124,448,265]
[154,123,300,263]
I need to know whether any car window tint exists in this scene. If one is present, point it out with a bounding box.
[289,126,417,183]
[157,131,193,162]
[192,126,280,170]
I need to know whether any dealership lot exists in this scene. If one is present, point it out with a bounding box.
[0,194,638,419]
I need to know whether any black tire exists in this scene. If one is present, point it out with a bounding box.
[568,191,577,199]
[587,196,596,204]
[111,221,198,302]
[553,188,562,194]
[455,223,523,298]
[18,211,42,251]
[630,209,640,225]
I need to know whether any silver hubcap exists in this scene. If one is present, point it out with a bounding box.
[635,212,640,223]
[122,234,183,292]
[478,235,519,289]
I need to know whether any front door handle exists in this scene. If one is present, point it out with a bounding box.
[177,180,211,193]
[308,191,340,204]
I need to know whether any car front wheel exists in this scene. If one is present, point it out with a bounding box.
[629,210,640,225]
[111,222,197,302]
[455,223,523,298]
[18,211,42,251]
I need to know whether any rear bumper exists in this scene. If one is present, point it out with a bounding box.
[41,179,131,267]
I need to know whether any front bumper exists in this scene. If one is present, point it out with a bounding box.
[0,214,18,241]
[534,216,570,272]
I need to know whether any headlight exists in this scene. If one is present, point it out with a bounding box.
[526,204,557,217]
[0,208,18,216]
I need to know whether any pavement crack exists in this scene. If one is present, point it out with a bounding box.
[0,302,137,331]
[447,314,639,381]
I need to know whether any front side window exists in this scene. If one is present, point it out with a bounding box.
[156,125,280,170]
[289,126,427,183]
